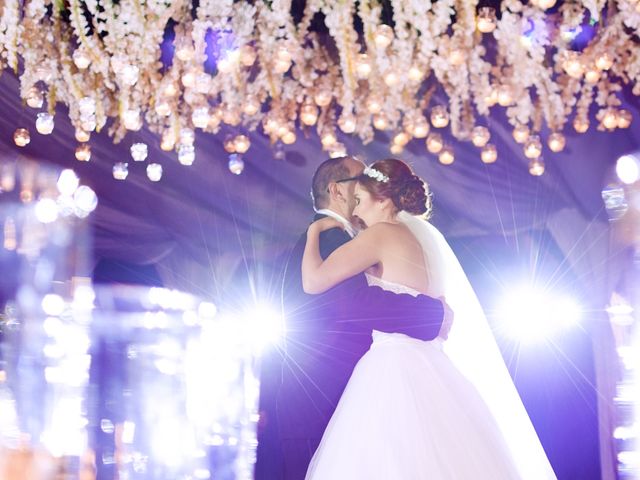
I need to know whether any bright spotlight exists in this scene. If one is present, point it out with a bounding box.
[616,154,640,185]
[242,304,286,351]
[496,287,582,342]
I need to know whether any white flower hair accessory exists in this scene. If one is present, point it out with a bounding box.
[363,166,389,183]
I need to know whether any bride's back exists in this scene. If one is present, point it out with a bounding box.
[366,222,429,295]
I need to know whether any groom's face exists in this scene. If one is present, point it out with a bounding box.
[339,159,365,217]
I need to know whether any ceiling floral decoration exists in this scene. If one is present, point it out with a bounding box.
[1,0,639,177]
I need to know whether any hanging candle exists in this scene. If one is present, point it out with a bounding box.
[178,144,195,166]
[471,126,490,147]
[481,144,498,164]
[528,158,545,176]
[13,128,30,147]
[524,135,542,158]
[75,143,91,161]
[426,133,444,154]
[430,106,449,128]
[228,154,245,175]
[112,163,129,180]
[438,146,455,165]
[547,132,566,152]
[35,112,54,135]
[146,163,163,182]
[130,143,148,162]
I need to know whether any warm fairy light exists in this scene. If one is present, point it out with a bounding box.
[524,135,542,159]
[373,113,389,130]
[13,128,30,147]
[481,144,497,163]
[430,106,449,128]
[355,54,372,79]
[438,146,455,165]
[573,117,589,133]
[75,144,91,161]
[602,108,619,130]
[426,132,444,154]
[300,103,319,126]
[477,7,497,33]
[617,109,632,129]
[234,135,251,154]
[338,113,357,134]
[374,24,394,49]
[497,85,514,106]
[471,126,490,147]
[547,132,566,152]
[595,52,614,71]
[529,158,545,176]
[513,124,530,144]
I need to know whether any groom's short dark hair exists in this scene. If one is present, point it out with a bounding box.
[311,156,354,209]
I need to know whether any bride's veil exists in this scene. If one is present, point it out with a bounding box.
[398,211,557,480]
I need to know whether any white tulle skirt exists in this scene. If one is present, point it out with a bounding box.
[305,331,523,480]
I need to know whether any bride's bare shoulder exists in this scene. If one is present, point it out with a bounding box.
[360,222,408,239]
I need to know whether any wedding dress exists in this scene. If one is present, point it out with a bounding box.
[305,213,556,480]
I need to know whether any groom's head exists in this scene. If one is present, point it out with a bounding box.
[311,156,365,219]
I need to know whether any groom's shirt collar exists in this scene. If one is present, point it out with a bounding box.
[314,208,357,238]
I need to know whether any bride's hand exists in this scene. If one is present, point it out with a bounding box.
[311,217,344,233]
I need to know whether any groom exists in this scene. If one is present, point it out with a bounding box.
[256,156,447,479]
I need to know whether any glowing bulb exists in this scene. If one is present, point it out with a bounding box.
[595,52,613,71]
[412,116,430,138]
[321,131,337,148]
[13,128,30,147]
[355,54,372,79]
[408,64,424,83]
[573,117,589,133]
[529,158,545,176]
[438,146,454,165]
[430,106,449,128]
[228,154,244,174]
[366,95,383,114]
[563,51,584,79]
[36,112,54,134]
[338,113,356,133]
[178,144,195,165]
[234,135,250,154]
[477,7,497,33]
[547,132,566,152]
[497,85,514,106]
[191,107,210,129]
[163,83,178,97]
[390,143,404,155]
[449,48,466,66]
[113,163,128,180]
[314,89,332,107]
[617,109,632,129]
[426,133,444,154]
[281,130,296,145]
[384,71,399,87]
[512,124,530,143]
[300,103,318,126]
[243,97,260,116]
[584,68,601,84]
[392,131,410,147]
[471,126,490,147]
[73,49,91,69]
[130,143,148,162]
[161,131,176,151]
[524,134,542,159]
[146,163,163,182]
[122,109,142,131]
[181,70,196,88]
[75,128,90,142]
[223,136,236,153]
[602,108,618,129]
[240,45,257,66]
[481,144,497,163]
[75,143,91,161]
[26,87,44,108]
[373,113,389,130]
[374,24,394,49]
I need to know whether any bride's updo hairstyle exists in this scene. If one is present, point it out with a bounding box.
[358,159,433,218]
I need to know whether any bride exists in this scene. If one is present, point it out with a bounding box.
[301,159,556,479]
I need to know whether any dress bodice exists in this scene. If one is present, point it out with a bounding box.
[364,273,422,298]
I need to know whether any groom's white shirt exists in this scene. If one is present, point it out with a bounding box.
[315,208,357,238]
